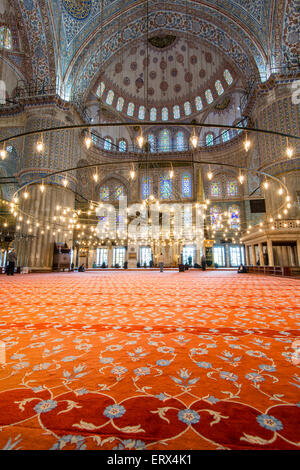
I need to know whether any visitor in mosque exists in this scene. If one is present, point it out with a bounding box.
[201,254,206,271]
[6,249,17,276]
[158,253,164,272]
[78,264,86,272]
[238,264,247,273]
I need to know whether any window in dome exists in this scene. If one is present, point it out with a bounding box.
[173,105,180,120]
[184,101,192,116]
[115,185,124,200]
[206,133,214,146]
[116,96,124,111]
[160,176,172,200]
[127,102,134,116]
[224,69,233,85]
[205,89,214,104]
[0,27,12,50]
[104,137,112,151]
[182,172,192,198]
[215,80,224,96]
[119,140,127,152]
[227,182,238,196]
[148,134,156,152]
[176,131,185,151]
[96,81,105,97]
[195,96,203,111]
[141,176,151,200]
[162,107,169,121]
[236,121,243,134]
[160,129,170,152]
[150,107,157,121]
[138,105,145,120]
[222,130,230,142]
[229,205,240,229]
[210,206,222,227]
[211,182,221,197]
[100,186,109,201]
[106,90,114,105]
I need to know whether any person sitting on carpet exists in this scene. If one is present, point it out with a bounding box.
[78,264,85,272]
[237,264,247,273]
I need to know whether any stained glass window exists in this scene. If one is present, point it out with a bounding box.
[127,102,134,116]
[222,130,230,142]
[173,105,180,120]
[205,89,214,104]
[224,69,233,85]
[141,176,151,200]
[148,134,155,152]
[229,205,240,229]
[215,80,224,96]
[0,27,12,50]
[96,82,105,97]
[100,186,109,201]
[138,106,145,120]
[160,176,172,200]
[210,206,222,227]
[176,131,185,151]
[106,90,114,105]
[236,121,243,134]
[206,133,214,146]
[160,129,170,152]
[104,137,112,151]
[195,96,203,111]
[150,107,157,121]
[182,173,192,198]
[115,185,124,200]
[119,140,127,152]
[162,107,168,121]
[116,96,124,111]
[227,182,238,196]
[211,182,221,197]
[184,101,192,116]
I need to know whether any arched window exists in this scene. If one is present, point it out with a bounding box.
[160,176,172,200]
[115,185,124,200]
[211,182,221,197]
[228,205,240,229]
[176,131,185,151]
[127,102,134,116]
[118,140,127,152]
[224,69,233,85]
[195,96,203,111]
[206,133,214,146]
[210,206,222,227]
[148,134,156,152]
[184,101,192,116]
[100,186,109,201]
[215,80,224,96]
[222,130,230,142]
[0,27,12,50]
[150,107,157,121]
[160,129,170,152]
[205,89,214,104]
[162,107,168,121]
[116,96,124,111]
[138,105,145,120]
[96,82,105,97]
[106,90,114,105]
[141,176,151,200]
[173,105,180,120]
[182,172,192,198]
[104,137,112,151]
[227,181,238,196]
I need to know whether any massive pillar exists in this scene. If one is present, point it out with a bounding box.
[267,239,274,266]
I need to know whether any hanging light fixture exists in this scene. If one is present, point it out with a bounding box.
[207,165,213,180]
[190,128,198,149]
[93,168,99,182]
[286,138,293,158]
[137,128,144,149]
[130,164,136,180]
[238,171,245,184]
[85,130,92,149]
[36,133,44,153]
[244,132,251,152]
[62,178,68,187]
[40,180,45,193]
[263,179,269,190]
[169,164,174,179]
[0,142,7,160]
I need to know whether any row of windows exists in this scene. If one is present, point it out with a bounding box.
[0,26,12,50]
[211,182,239,197]
[96,70,233,120]
[210,205,240,230]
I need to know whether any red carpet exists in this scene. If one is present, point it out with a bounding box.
[0,271,299,450]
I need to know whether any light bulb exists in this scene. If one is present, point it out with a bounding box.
[36,140,44,153]
[93,173,99,182]
[263,180,269,189]
[286,147,293,158]
[190,133,198,149]
[244,139,251,152]
[40,184,45,193]
[169,169,174,179]
[85,135,92,149]
[130,169,136,180]
[23,191,29,199]
[278,188,283,195]
[238,174,245,184]
[137,134,144,149]
[0,148,7,160]
[62,179,68,187]
[207,171,213,180]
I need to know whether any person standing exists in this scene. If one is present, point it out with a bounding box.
[201,253,206,271]
[7,249,17,276]
[158,253,164,273]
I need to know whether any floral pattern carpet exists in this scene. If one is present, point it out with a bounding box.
[0,271,299,451]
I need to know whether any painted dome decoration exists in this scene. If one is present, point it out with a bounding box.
[63,0,92,20]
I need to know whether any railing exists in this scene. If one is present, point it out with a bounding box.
[246,265,300,277]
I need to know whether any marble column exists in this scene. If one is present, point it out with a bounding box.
[245,245,250,265]
[251,245,256,265]
[258,243,264,266]
[297,240,300,267]
[281,246,289,267]
[267,240,274,266]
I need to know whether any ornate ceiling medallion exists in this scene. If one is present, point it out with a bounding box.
[63,0,92,21]
[148,35,177,49]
